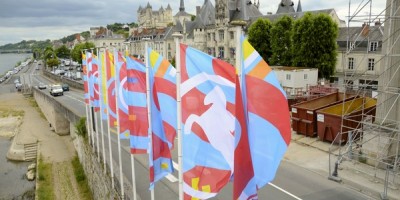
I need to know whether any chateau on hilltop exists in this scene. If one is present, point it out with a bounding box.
[137,3,174,28]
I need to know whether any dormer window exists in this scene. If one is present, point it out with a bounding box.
[369,41,378,52]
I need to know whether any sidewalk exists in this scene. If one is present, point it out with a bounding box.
[285,132,400,200]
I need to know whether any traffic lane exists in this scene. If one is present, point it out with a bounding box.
[271,161,371,200]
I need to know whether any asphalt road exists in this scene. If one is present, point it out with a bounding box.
[13,61,374,200]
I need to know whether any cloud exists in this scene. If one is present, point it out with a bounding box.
[0,0,387,46]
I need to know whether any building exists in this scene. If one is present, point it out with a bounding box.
[88,27,126,52]
[272,66,318,96]
[137,3,173,28]
[127,0,345,66]
[333,22,384,92]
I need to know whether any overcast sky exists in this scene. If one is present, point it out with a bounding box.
[0,0,387,46]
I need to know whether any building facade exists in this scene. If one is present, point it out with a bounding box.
[137,3,173,28]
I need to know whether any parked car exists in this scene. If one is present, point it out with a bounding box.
[62,83,69,91]
[49,84,63,96]
[38,82,46,90]
[15,83,22,91]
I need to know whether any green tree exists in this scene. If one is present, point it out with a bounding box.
[47,58,60,68]
[55,45,71,59]
[248,18,273,63]
[292,12,313,67]
[311,13,338,79]
[270,15,293,66]
[71,42,96,64]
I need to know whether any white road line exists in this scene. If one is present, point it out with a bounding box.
[268,183,303,200]
[165,174,178,182]
[65,93,85,103]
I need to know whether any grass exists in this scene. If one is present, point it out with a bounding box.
[71,155,93,200]
[37,156,54,200]
[27,96,46,119]
[0,107,24,118]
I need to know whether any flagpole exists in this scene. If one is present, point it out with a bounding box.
[231,20,246,75]
[104,49,115,188]
[143,37,155,200]
[172,33,183,200]
[99,48,107,172]
[114,48,125,199]
[126,43,138,200]
[82,49,92,147]
[94,48,101,162]
[87,50,95,153]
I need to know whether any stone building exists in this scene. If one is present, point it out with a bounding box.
[127,0,344,65]
[137,2,173,28]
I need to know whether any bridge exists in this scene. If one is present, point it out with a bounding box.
[0,49,32,54]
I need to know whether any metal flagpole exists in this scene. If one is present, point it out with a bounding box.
[114,48,125,199]
[83,49,92,147]
[127,44,138,200]
[104,49,115,188]
[88,50,95,152]
[94,48,100,162]
[143,38,155,200]
[172,33,183,200]
[99,48,107,171]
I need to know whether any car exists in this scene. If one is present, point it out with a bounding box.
[15,83,23,91]
[38,82,46,90]
[49,84,63,96]
[62,83,69,91]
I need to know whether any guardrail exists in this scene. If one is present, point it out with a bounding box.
[43,70,84,90]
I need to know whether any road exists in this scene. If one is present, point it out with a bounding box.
[15,61,374,200]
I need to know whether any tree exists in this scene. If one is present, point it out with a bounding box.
[247,18,273,63]
[270,15,293,66]
[71,42,96,64]
[311,13,339,79]
[47,58,60,68]
[55,45,71,59]
[291,12,338,79]
[292,12,313,67]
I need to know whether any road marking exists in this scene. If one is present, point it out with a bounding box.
[65,93,85,104]
[173,161,179,170]
[165,174,178,182]
[268,183,303,200]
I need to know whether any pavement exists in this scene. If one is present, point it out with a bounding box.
[285,132,400,200]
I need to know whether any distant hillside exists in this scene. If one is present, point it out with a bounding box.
[0,22,137,50]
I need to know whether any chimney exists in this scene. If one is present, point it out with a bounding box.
[196,6,201,16]
[361,23,369,37]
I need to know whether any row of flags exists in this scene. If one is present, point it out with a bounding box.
[82,36,291,200]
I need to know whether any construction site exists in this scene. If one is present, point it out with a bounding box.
[290,1,400,199]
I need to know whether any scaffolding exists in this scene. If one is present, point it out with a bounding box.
[328,0,400,199]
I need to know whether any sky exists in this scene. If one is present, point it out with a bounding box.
[0,0,387,46]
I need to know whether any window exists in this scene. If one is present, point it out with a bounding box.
[168,43,171,50]
[218,47,224,58]
[230,48,235,58]
[369,41,378,52]
[219,31,224,41]
[368,58,375,71]
[230,31,234,40]
[348,57,354,70]
[286,74,291,80]
[304,74,308,80]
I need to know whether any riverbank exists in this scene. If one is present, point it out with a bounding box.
[0,90,82,199]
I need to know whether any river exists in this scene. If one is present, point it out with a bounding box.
[0,53,35,199]
[0,53,31,76]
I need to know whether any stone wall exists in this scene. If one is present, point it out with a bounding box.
[70,124,121,200]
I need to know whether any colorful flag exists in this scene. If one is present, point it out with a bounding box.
[147,48,176,188]
[180,44,236,199]
[125,56,149,154]
[82,53,89,105]
[100,51,108,119]
[240,36,291,193]
[114,51,130,139]
[106,50,117,127]
[90,54,100,111]
[233,75,257,200]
